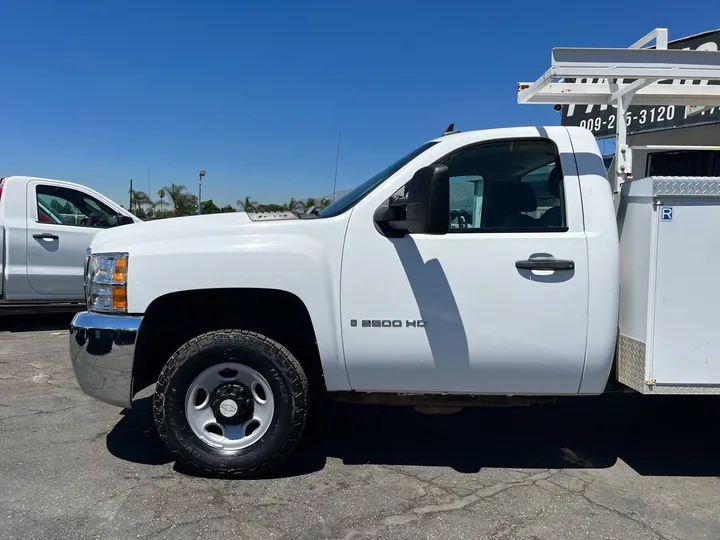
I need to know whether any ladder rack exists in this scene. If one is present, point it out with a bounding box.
[517,28,720,192]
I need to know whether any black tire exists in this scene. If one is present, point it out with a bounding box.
[153,329,310,478]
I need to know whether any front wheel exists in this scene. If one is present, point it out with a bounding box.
[153,329,310,478]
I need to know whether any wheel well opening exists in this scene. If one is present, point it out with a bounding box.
[132,288,325,398]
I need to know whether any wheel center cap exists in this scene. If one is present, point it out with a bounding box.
[219,399,239,418]
[209,382,254,425]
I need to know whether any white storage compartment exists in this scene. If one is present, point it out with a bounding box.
[617,176,720,394]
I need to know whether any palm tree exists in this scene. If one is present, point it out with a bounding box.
[237,196,256,212]
[128,189,152,211]
[285,198,301,212]
[157,188,166,211]
[304,197,317,209]
[162,183,187,212]
[318,197,332,209]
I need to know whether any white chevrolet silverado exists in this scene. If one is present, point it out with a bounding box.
[0,175,138,313]
[69,30,720,478]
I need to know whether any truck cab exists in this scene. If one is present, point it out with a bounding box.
[0,175,138,309]
[68,125,618,478]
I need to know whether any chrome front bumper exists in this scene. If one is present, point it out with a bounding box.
[69,311,143,408]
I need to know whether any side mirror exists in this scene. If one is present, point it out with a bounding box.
[117,215,136,226]
[405,164,449,234]
[373,165,449,236]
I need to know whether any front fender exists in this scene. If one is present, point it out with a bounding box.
[123,217,352,391]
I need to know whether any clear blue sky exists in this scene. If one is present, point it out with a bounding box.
[0,1,714,207]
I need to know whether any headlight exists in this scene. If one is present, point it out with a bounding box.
[86,252,129,313]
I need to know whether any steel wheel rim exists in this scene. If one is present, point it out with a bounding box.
[184,361,275,451]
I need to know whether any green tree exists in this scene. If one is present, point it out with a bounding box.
[153,209,174,220]
[200,199,221,214]
[162,183,188,212]
[255,203,287,212]
[128,189,151,210]
[285,198,302,212]
[199,200,237,214]
[127,189,154,219]
[175,193,198,216]
[237,197,257,212]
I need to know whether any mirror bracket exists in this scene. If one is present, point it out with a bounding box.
[388,195,408,208]
[373,203,407,238]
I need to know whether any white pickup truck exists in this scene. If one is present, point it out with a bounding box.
[0,175,138,313]
[69,30,720,478]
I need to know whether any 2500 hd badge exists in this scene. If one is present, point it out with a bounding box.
[350,319,428,328]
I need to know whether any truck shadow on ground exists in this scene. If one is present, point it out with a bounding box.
[0,311,80,332]
[106,393,720,479]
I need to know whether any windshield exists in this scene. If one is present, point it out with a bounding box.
[318,141,439,218]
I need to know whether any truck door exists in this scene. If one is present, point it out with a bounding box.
[25,181,127,299]
[340,131,590,395]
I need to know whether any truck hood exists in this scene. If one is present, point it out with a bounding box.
[89,210,317,254]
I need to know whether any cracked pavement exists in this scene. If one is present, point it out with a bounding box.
[2,314,720,539]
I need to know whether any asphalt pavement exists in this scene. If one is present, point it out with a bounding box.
[1,313,720,540]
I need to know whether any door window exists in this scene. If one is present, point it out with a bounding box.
[449,175,484,229]
[36,185,123,228]
[441,139,566,232]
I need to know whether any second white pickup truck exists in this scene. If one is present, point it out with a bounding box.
[0,175,138,312]
[69,29,720,478]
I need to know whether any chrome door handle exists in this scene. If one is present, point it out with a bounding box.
[515,255,574,271]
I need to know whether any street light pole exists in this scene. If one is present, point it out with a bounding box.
[198,169,206,215]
